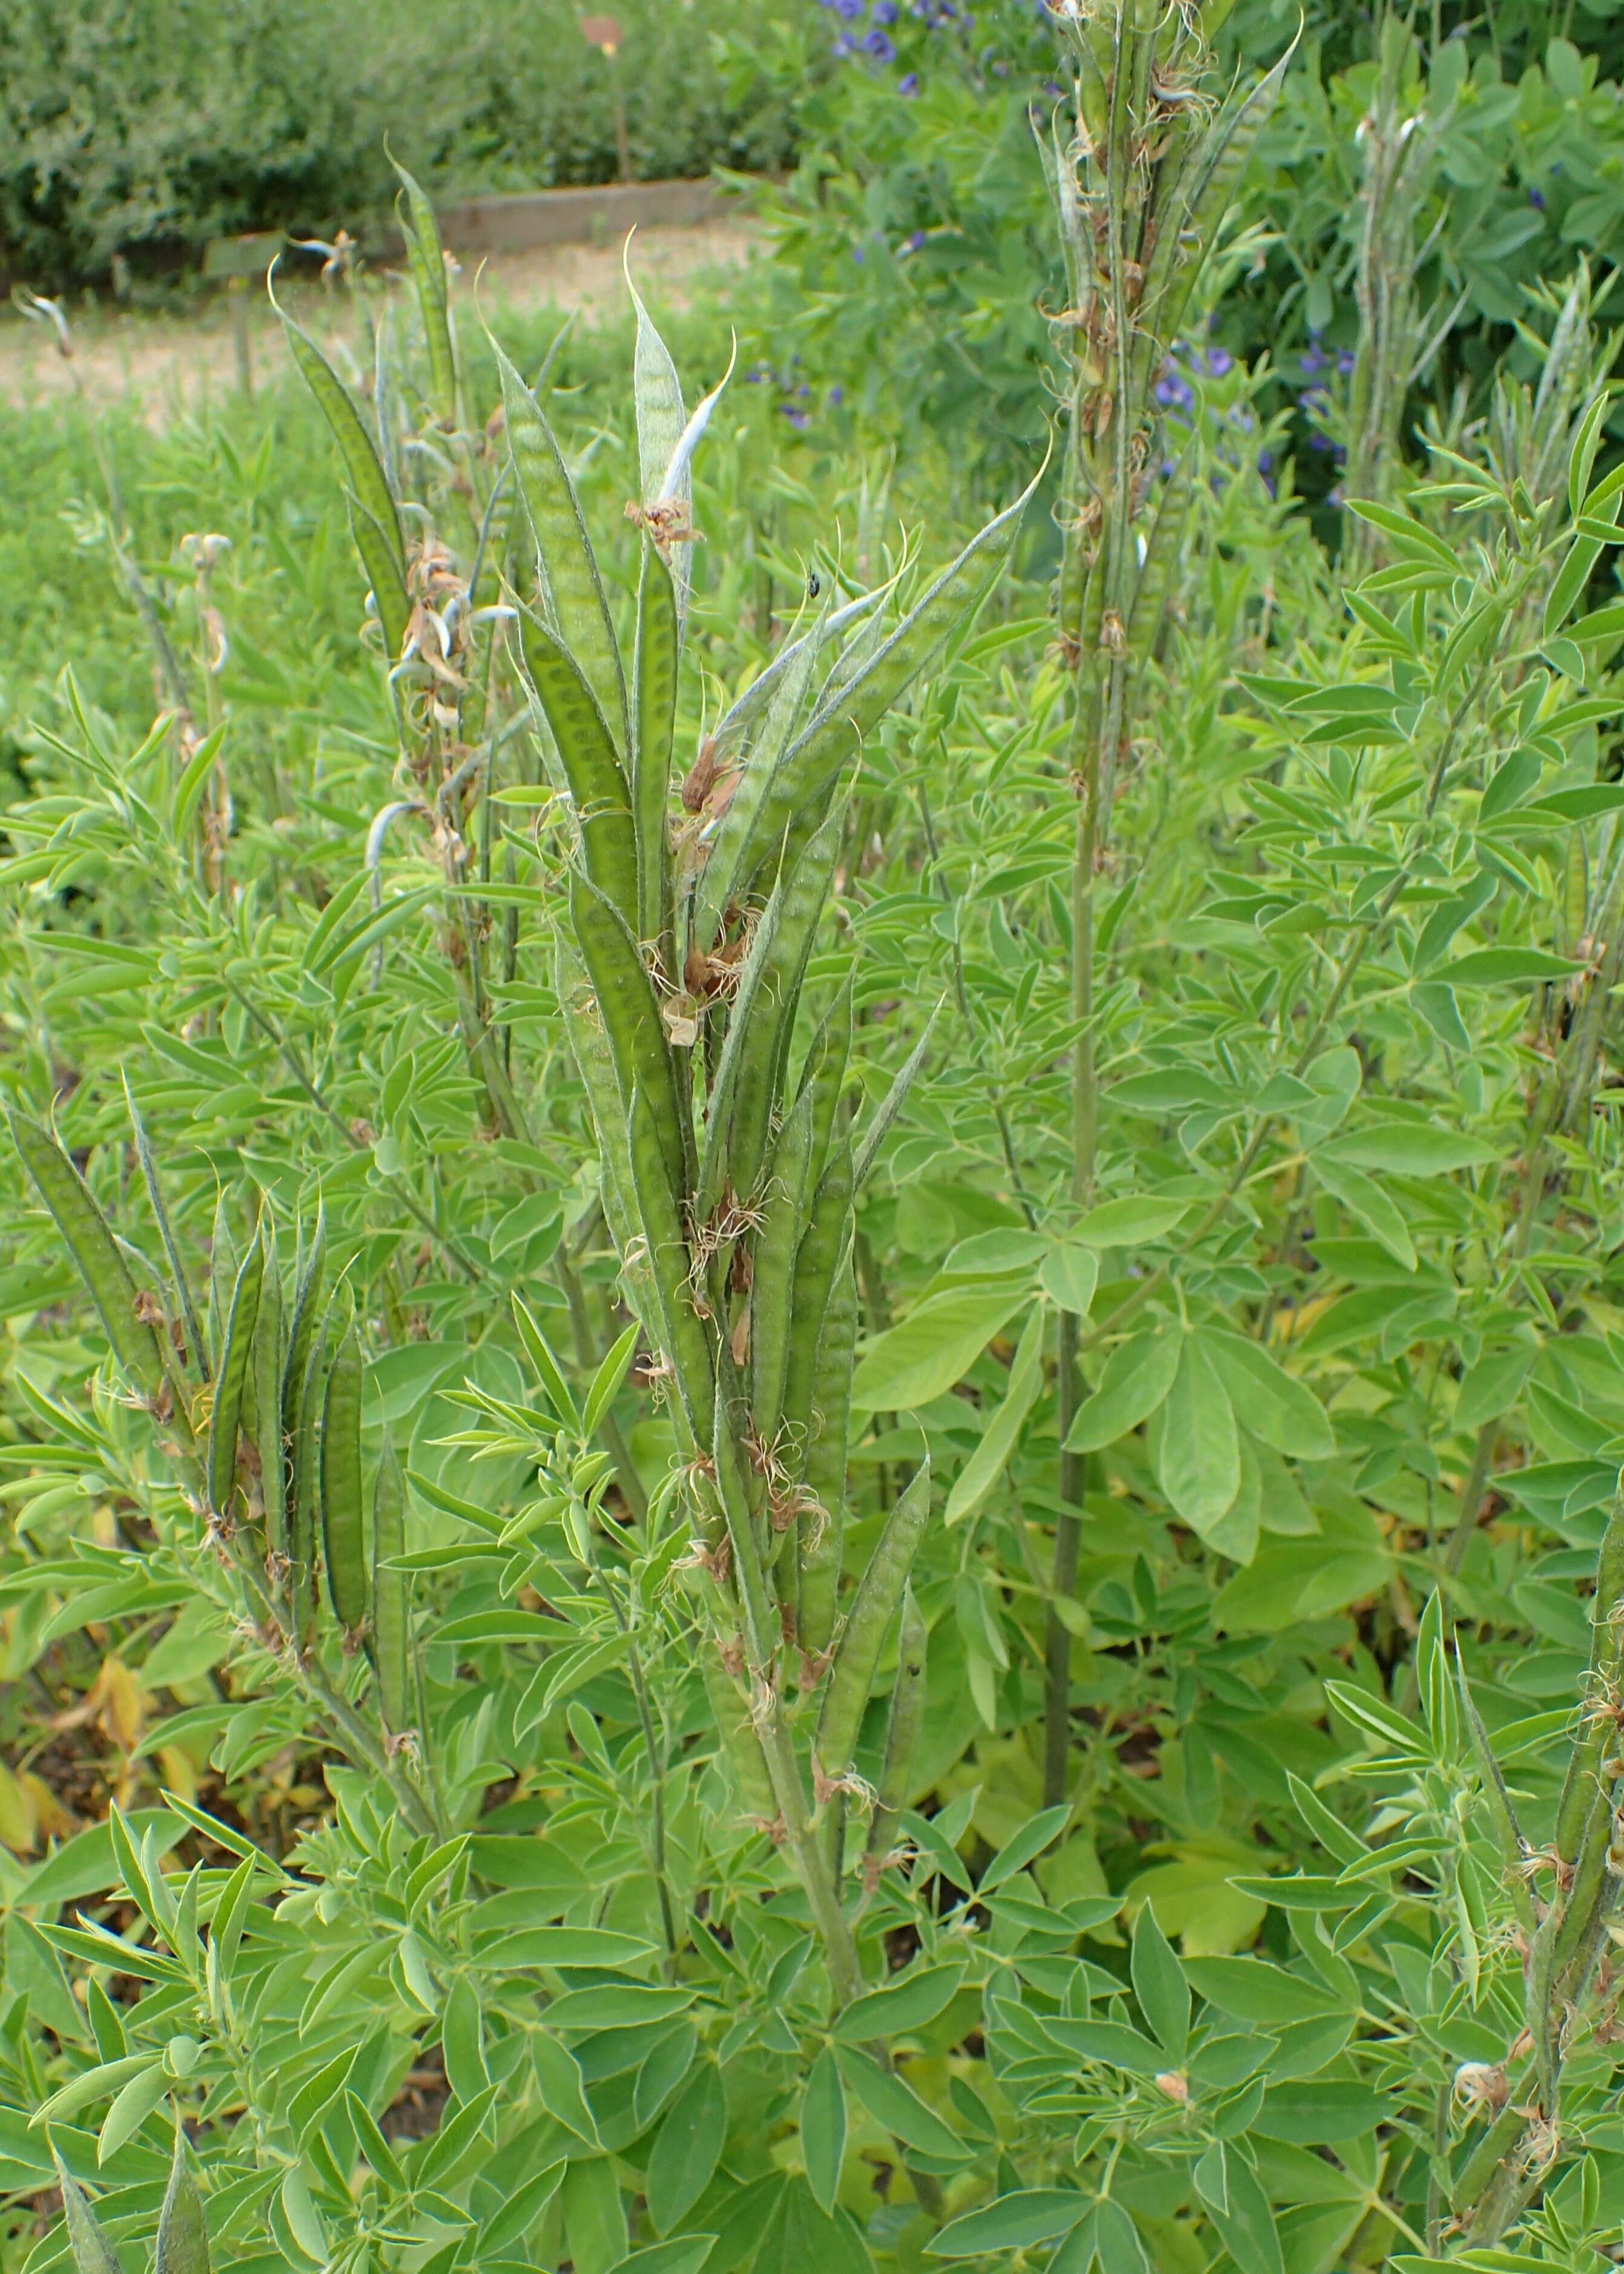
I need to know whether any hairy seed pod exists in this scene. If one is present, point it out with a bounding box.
[629,1083,715,1449]
[725,802,847,1203]
[154,2128,211,2274]
[814,1455,932,1785]
[570,873,688,1204]
[799,976,853,1197]
[521,615,639,931]
[321,1323,367,1634]
[52,2150,122,2274]
[701,1642,777,1825]
[862,1586,928,1888]
[282,1206,327,1457]
[206,1234,265,1521]
[748,1085,815,1453]
[779,1143,855,1481]
[370,1431,411,1730]
[392,156,456,428]
[251,1254,285,1551]
[289,1300,334,1640]
[694,872,787,1220]
[555,939,639,1254]
[797,1245,857,1659]
[8,1112,168,1402]
[633,539,678,951]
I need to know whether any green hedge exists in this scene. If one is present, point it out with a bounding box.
[0,0,794,287]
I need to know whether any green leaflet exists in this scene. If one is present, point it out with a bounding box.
[814,1455,932,1779]
[862,1584,928,1886]
[520,612,638,931]
[51,2155,122,2274]
[206,1233,265,1519]
[944,1303,1045,1526]
[633,540,679,948]
[155,2130,211,2274]
[9,1111,168,1401]
[851,1281,1029,1413]
[728,464,1039,895]
[1157,1335,1241,1539]
[390,156,456,428]
[277,303,403,568]
[1064,1327,1181,1453]
[799,2045,847,2217]
[371,1431,411,1732]
[555,936,641,1257]
[495,336,628,750]
[123,1078,206,1376]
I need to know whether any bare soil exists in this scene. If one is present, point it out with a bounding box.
[0,217,761,421]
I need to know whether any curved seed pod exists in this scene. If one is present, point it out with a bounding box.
[693,867,788,1220]
[732,473,1038,890]
[282,1206,327,1452]
[123,1080,207,1378]
[629,1083,715,1450]
[321,1324,367,1633]
[1124,442,1195,657]
[748,1085,815,1452]
[797,1246,856,1660]
[633,540,679,951]
[347,493,411,660]
[701,1642,777,1825]
[206,1234,265,1521]
[391,157,456,429]
[155,2127,210,2274]
[520,614,638,931]
[371,1431,411,1731]
[814,1455,932,1783]
[8,1111,168,1401]
[779,1142,854,1476]
[206,1189,239,1373]
[570,874,688,1204]
[289,1300,335,1638]
[1554,1485,1624,1864]
[495,337,627,749]
[862,1586,928,1889]
[555,939,639,1254]
[251,1251,285,1551]
[799,976,853,1198]
[276,297,403,567]
[51,2152,122,2274]
[725,801,847,1205]
[692,593,830,956]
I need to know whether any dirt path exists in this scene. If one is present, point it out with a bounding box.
[0,217,761,421]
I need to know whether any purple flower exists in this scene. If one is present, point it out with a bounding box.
[1257,449,1273,473]
[1528,185,1546,209]
[1206,346,1232,377]
[782,406,810,429]
[828,384,844,406]
[863,26,896,57]
[873,0,898,18]
[1300,340,1327,376]
[1336,349,1356,376]
[851,242,865,263]
[832,0,864,16]
[833,30,856,53]
[1154,367,1194,411]
[902,227,926,253]
[898,70,920,93]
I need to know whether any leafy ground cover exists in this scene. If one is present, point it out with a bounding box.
[5,5,1624,2272]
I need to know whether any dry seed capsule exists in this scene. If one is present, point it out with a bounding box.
[370,1431,411,1731]
[862,1585,928,1891]
[251,1253,286,1553]
[633,539,678,952]
[321,1323,368,1634]
[8,1111,168,1402]
[748,1085,815,1454]
[779,1142,854,1482]
[206,1234,265,1522]
[814,1455,932,1788]
[797,1245,856,1660]
[724,803,846,1203]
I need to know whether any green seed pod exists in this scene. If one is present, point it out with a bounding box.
[1125,443,1195,658]
[521,613,639,932]
[862,1586,928,1889]
[288,1298,334,1639]
[321,1323,368,1634]
[206,1234,265,1521]
[748,1085,815,1455]
[634,538,678,951]
[570,873,688,1205]
[391,156,457,429]
[797,1245,856,1660]
[814,1455,932,1783]
[725,802,847,1204]
[629,1083,715,1450]
[8,1111,168,1402]
[370,1430,411,1733]
[779,1142,854,1481]
[694,871,787,1221]
[251,1253,286,1551]
[799,975,853,1197]
[155,2127,211,2274]
[701,1642,777,1825]
[555,939,639,1255]
[282,1205,327,1456]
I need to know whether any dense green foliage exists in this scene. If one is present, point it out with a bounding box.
[0,0,794,288]
[9,4,1624,2271]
